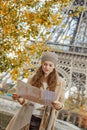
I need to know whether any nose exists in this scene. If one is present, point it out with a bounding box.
[46,65,50,69]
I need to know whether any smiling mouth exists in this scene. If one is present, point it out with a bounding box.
[45,69,49,72]
[45,70,50,73]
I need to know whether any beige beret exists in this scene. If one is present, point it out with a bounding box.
[41,51,58,65]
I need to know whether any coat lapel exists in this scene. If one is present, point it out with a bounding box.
[39,80,63,130]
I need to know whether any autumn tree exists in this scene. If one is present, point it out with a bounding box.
[0,0,72,80]
[65,85,87,116]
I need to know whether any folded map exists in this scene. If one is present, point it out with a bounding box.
[16,80,57,106]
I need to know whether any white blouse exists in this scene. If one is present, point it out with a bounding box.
[32,82,48,118]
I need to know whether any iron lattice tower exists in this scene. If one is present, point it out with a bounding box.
[47,0,87,104]
[0,1,87,129]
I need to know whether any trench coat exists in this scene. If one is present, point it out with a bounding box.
[6,76,66,130]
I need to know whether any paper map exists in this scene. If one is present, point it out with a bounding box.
[16,80,57,106]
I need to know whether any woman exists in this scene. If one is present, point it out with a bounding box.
[6,51,66,130]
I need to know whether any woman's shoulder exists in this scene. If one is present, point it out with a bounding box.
[59,76,66,83]
[27,74,34,83]
[27,72,36,84]
[57,76,66,88]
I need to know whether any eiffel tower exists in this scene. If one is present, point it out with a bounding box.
[0,0,87,129]
[47,0,87,109]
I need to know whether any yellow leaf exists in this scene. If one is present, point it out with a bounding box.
[3,1,9,7]
[35,18,42,23]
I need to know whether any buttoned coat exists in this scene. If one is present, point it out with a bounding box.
[6,76,66,130]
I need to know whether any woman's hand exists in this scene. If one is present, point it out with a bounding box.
[12,93,20,100]
[52,101,63,110]
[12,94,25,105]
[17,97,25,105]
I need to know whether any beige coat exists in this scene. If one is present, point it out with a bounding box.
[6,76,65,130]
[39,77,66,130]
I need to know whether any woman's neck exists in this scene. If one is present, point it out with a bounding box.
[43,76,47,82]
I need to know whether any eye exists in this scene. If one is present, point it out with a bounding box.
[44,63,47,66]
[49,64,53,67]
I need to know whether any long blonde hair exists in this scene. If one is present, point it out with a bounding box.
[30,66,60,91]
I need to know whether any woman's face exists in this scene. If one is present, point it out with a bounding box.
[42,61,55,77]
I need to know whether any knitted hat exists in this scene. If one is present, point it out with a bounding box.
[41,51,58,66]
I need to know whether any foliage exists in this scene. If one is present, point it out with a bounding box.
[0,42,52,80]
[65,91,87,113]
[0,0,72,79]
